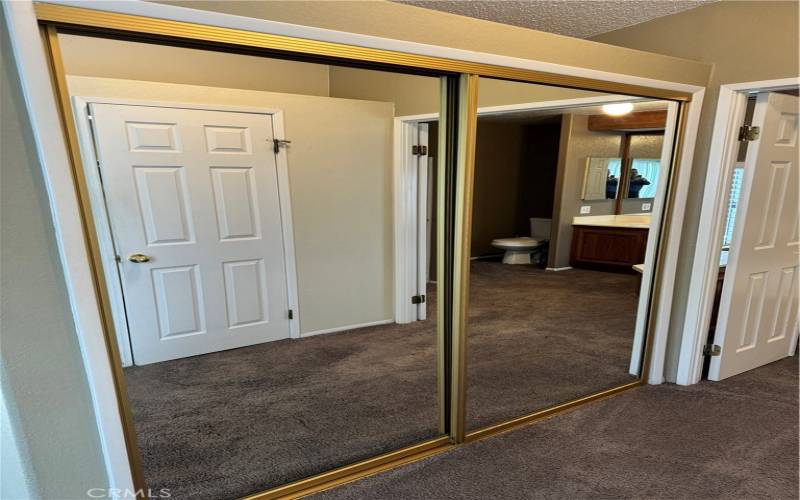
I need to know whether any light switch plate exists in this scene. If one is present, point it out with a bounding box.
[580,205,591,214]
[642,202,652,211]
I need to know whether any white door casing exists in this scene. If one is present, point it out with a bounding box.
[709,92,800,381]
[426,154,435,283]
[676,78,798,387]
[90,103,292,365]
[628,100,681,378]
[395,119,431,324]
[416,123,430,320]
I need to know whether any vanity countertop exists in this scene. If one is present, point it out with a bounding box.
[633,248,727,275]
[572,214,651,229]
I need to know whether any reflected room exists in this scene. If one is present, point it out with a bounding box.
[466,78,672,430]
[58,33,444,498]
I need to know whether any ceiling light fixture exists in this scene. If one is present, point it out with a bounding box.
[602,102,634,116]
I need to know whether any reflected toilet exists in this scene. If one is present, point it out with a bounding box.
[491,218,551,265]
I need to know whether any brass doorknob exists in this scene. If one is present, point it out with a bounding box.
[128,253,151,263]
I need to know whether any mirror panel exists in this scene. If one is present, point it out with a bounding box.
[467,76,674,431]
[60,33,445,498]
[582,157,622,200]
[628,158,660,198]
[620,133,664,214]
[47,17,694,494]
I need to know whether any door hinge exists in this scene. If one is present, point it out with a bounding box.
[411,145,428,156]
[273,138,292,154]
[288,309,294,320]
[703,344,721,356]
[411,294,426,304]
[738,125,760,142]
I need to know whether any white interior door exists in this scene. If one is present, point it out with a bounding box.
[90,103,291,365]
[582,159,608,200]
[710,92,800,380]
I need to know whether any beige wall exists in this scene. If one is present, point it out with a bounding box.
[329,67,437,116]
[477,79,603,111]
[156,0,710,86]
[60,33,331,97]
[1,391,34,499]
[471,120,526,256]
[329,68,602,116]
[1,20,108,498]
[67,76,394,336]
[550,114,623,268]
[628,134,663,158]
[471,118,562,257]
[593,0,800,381]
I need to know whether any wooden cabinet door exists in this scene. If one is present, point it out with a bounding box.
[570,226,648,272]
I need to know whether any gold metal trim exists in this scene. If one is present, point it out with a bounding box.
[34,3,692,102]
[242,437,453,499]
[40,24,147,492]
[436,77,449,435]
[465,379,642,442]
[450,74,479,443]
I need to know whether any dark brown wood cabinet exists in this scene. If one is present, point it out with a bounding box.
[570,225,648,273]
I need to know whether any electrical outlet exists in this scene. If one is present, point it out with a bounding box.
[580,205,591,214]
[642,202,652,211]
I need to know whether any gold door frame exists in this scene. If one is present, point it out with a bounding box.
[34,3,691,498]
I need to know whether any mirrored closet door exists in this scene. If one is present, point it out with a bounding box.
[58,31,449,498]
[39,5,696,495]
[465,77,678,431]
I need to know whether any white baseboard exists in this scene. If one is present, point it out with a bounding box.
[300,319,394,338]
[546,266,573,272]
[470,254,504,261]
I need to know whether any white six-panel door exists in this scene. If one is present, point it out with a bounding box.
[710,92,800,380]
[89,103,290,365]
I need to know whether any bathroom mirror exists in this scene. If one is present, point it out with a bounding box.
[59,33,447,498]
[626,158,661,199]
[582,157,622,200]
[466,76,675,432]
[619,133,664,214]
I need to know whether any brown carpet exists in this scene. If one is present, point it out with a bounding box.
[314,357,799,500]
[466,262,638,429]
[124,263,639,499]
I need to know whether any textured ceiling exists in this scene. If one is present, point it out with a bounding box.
[395,0,716,39]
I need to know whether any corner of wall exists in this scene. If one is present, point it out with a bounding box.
[0,374,38,500]
[549,113,574,269]
[2,7,110,496]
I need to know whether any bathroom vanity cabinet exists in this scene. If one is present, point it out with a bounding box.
[569,224,648,273]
